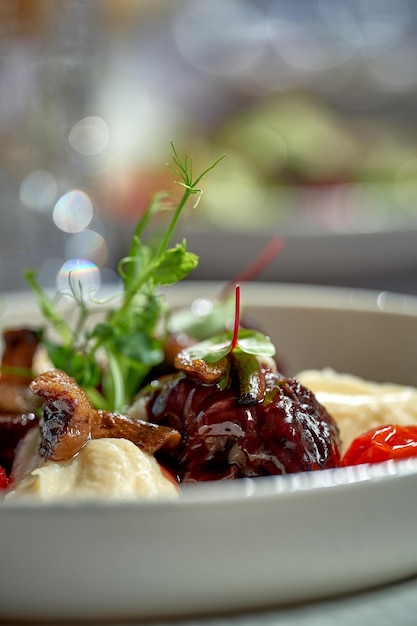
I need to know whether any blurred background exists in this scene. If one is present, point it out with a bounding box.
[2,0,417,294]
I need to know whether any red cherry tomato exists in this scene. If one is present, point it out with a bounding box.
[0,466,9,490]
[341,424,417,467]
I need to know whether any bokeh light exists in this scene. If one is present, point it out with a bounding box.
[57,259,101,298]
[191,298,213,317]
[53,189,94,233]
[19,170,57,211]
[68,116,110,156]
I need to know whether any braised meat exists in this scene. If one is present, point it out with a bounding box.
[0,328,41,472]
[139,369,341,482]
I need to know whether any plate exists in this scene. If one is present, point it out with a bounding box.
[2,283,417,622]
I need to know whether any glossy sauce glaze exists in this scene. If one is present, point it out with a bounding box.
[145,370,341,482]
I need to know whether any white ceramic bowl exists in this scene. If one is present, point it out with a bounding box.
[2,283,417,622]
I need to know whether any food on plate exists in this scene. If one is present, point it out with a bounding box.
[341,424,417,467]
[6,429,178,501]
[0,144,224,498]
[296,368,417,454]
[134,372,340,482]
[0,328,42,473]
[4,369,181,501]
[0,466,9,489]
[130,287,340,481]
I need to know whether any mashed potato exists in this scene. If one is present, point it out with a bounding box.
[297,368,417,453]
[6,429,179,502]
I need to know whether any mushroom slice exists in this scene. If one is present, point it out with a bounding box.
[92,411,181,455]
[30,369,181,462]
[30,370,93,462]
[175,351,228,384]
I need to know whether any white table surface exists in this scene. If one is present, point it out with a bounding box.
[21,575,414,626]
[141,576,417,626]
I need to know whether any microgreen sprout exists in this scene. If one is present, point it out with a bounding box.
[24,143,224,412]
[178,285,276,365]
[174,284,276,404]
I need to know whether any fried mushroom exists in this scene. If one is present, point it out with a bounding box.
[30,369,181,462]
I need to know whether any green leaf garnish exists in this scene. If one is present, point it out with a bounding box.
[24,143,224,412]
[174,285,276,403]
[181,328,275,365]
[152,242,198,285]
[24,269,73,346]
[176,284,275,365]
[234,328,276,357]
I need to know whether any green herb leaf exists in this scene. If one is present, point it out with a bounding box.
[181,333,232,363]
[152,243,199,285]
[44,341,101,389]
[24,269,73,346]
[118,245,152,291]
[113,331,163,366]
[233,329,276,357]
[180,328,276,365]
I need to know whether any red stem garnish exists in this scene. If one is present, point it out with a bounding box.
[231,284,241,350]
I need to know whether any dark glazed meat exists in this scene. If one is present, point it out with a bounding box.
[0,413,38,474]
[141,371,340,482]
[0,328,41,472]
[30,369,181,462]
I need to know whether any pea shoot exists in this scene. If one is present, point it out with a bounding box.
[24,143,224,412]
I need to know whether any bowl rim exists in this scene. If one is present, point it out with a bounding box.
[3,281,417,314]
[3,455,417,512]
